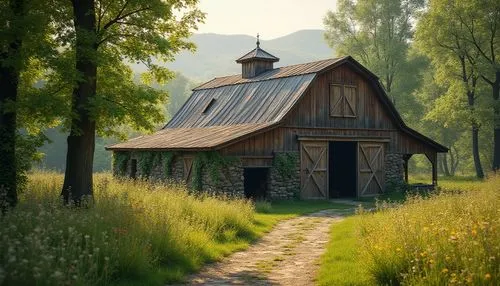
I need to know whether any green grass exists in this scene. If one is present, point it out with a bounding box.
[318,175,498,285]
[317,217,373,286]
[0,172,346,286]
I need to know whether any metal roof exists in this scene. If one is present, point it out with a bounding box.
[166,73,316,128]
[195,58,343,90]
[106,123,275,150]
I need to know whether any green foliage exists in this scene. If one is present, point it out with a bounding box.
[324,0,427,119]
[112,151,130,176]
[190,152,238,191]
[161,152,175,178]
[137,152,156,178]
[273,152,298,179]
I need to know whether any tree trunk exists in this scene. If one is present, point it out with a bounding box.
[0,0,25,210]
[492,71,500,171]
[61,0,97,204]
[441,153,451,176]
[472,125,485,179]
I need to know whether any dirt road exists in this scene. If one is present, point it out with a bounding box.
[180,208,350,285]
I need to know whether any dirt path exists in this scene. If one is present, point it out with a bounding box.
[178,208,351,285]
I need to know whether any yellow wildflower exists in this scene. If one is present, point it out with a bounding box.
[485,273,491,280]
[442,268,449,274]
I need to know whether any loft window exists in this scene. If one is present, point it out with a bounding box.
[202,98,216,114]
[330,84,357,118]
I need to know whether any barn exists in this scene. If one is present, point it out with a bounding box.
[106,41,448,199]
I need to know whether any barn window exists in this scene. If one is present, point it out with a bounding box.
[202,98,216,114]
[330,84,357,118]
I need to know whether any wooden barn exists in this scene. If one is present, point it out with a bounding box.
[107,41,447,199]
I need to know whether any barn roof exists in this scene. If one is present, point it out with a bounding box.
[107,56,447,152]
[105,123,276,151]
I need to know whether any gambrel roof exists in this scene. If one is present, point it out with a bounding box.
[107,56,447,152]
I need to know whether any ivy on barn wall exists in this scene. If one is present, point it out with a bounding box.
[191,152,238,191]
[273,152,298,179]
[112,152,130,176]
[161,152,175,178]
[137,151,155,178]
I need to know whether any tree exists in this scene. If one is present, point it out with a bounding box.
[450,1,500,171]
[416,0,487,178]
[51,0,203,203]
[324,0,426,116]
[0,0,55,209]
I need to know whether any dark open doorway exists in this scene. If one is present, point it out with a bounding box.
[329,141,357,198]
[244,168,269,199]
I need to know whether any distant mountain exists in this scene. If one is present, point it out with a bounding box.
[131,29,334,81]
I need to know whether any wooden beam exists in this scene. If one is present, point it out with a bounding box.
[297,135,390,142]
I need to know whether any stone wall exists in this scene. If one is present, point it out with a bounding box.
[201,164,244,197]
[268,152,300,200]
[385,153,406,192]
[112,151,304,200]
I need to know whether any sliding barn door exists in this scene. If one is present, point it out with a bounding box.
[300,141,328,199]
[358,143,385,196]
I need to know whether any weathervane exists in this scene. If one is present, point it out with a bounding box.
[256,33,260,48]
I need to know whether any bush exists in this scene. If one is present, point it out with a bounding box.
[0,172,255,285]
[358,176,499,285]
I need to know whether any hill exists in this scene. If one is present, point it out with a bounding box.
[131,29,334,80]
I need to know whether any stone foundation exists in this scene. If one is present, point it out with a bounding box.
[385,153,406,192]
[112,151,301,200]
[268,152,300,200]
[201,164,244,197]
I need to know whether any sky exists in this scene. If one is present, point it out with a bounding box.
[196,0,338,40]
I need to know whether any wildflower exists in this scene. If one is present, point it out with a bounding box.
[396,247,401,252]
[485,273,491,280]
[442,268,449,274]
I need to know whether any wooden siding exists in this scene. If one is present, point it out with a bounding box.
[284,65,396,130]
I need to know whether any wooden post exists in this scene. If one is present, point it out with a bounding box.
[432,152,438,186]
[424,152,438,187]
[403,154,412,183]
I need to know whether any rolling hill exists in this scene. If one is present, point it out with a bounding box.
[131,29,334,81]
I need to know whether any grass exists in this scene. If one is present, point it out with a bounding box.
[318,175,499,286]
[317,217,373,286]
[0,172,343,286]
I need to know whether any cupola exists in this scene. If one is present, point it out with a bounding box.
[236,34,279,79]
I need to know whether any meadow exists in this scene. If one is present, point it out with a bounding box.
[0,172,338,285]
[318,176,499,285]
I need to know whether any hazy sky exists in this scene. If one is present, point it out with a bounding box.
[196,0,338,40]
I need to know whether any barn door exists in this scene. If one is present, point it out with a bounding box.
[358,143,385,196]
[183,157,194,183]
[300,141,328,199]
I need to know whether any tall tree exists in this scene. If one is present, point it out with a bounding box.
[54,0,203,203]
[0,0,55,209]
[0,0,24,209]
[450,1,500,171]
[416,0,486,178]
[324,0,426,114]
